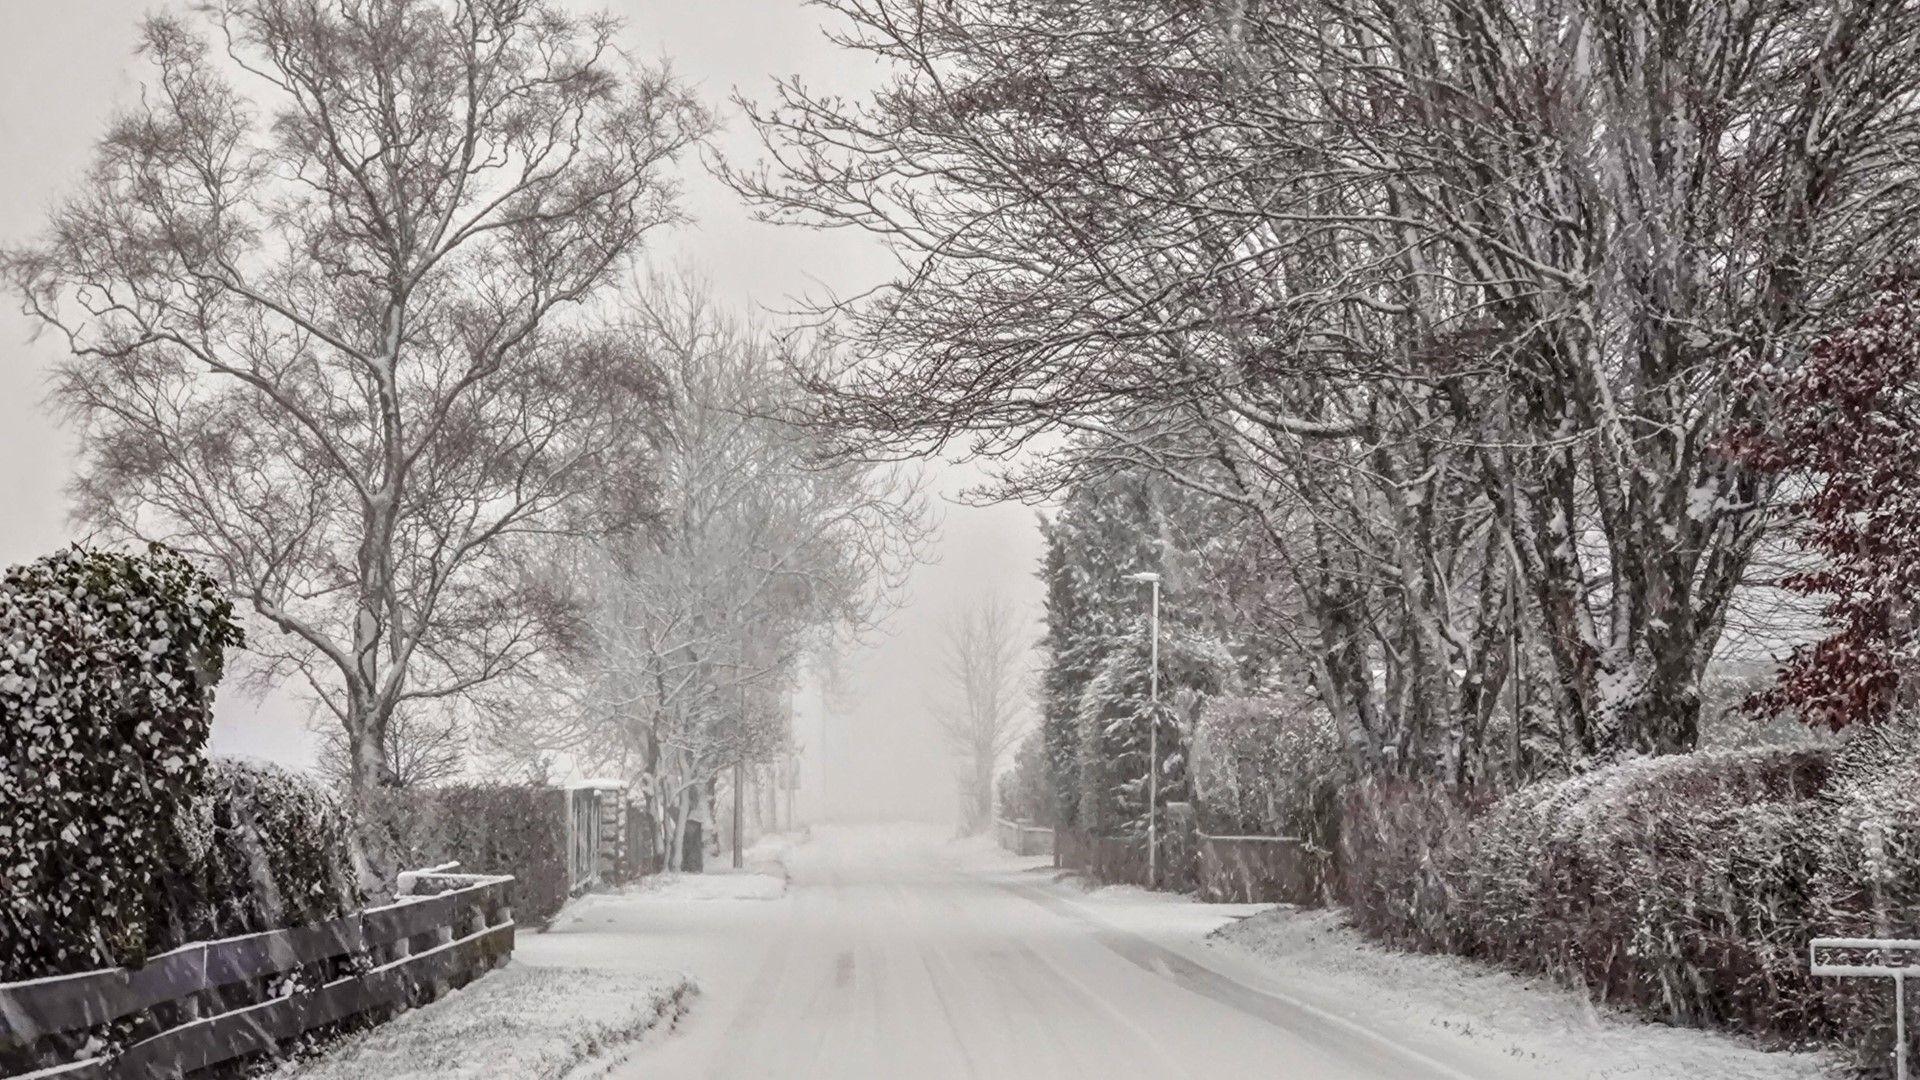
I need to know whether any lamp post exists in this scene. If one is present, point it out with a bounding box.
[1125,571,1162,888]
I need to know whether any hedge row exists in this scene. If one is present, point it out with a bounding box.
[378,784,572,927]
[1,545,247,982]
[1189,695,1343,864]
[997,730,1051,824]
[182,758,363,945]
[1340,726,1920,1071]
[2,756,364,1073]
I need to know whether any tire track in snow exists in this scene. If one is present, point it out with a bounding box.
[999,879,1484,1080]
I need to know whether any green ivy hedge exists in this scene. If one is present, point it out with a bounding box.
[1,545,244,982]
[179,759,363,943]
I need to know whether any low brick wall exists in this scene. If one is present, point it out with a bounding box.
[1194,833,1321,903]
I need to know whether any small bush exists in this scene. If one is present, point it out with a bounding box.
[1811,718,1920,1070]
[997,731,1051,824]
[1339,779,1486,951]
[384,784,571,926]
[0,544,244,982]
[3,754,364,1073]
[1073,625,1231,839]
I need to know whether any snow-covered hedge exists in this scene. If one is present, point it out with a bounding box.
[1190,695,1343,842]
[1,545,244,982]
[183,759,363,943]
[1346,751,1827,1027]
[1073,625,1231,838]
[1341,738,1920,1069]
[381,784,571,926]
[1811,719,1920,1068]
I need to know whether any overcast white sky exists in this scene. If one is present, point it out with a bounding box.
[0,0,1045,824]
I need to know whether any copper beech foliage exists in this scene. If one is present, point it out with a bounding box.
[1734,280,1920,729]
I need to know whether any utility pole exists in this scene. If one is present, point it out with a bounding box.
[734,672,747,869]
[732,759,744,869]
[1126,571,1162,888]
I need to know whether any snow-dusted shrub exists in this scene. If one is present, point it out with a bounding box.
[182,759,363,943]
[1342,733,1920,1064]
[1491,750,1825,1028]
[996,730,1051,824]
[1190,695,1343,843]
[0,544,244,982]
[383,784,571,925]
[1809,717,1920,1069]
[1338,779,1483,951]
[1073,625,1231,839]
[1344,750,1833,1039]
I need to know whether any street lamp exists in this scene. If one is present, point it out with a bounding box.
[1125,571,1162,888]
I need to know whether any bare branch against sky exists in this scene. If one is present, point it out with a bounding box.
[11,2,1920,1077]
[0,0,1043,823]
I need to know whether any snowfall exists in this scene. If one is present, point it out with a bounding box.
[279,824,1839,1079]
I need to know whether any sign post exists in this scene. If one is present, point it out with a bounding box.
[1811,936,1919,1080]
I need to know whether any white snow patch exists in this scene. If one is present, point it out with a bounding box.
[943,827,1067,880]
[741,828,805,868]
[610,870,787,903]
[269,963,694,1080]
[566,777,629,791]
[1211,906,1839,1080]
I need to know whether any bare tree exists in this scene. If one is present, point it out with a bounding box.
[935,595,1030,833]
[533,275,930,868]
[5,0,708,841]
[730,0,1920,779]
[314,703,464,790]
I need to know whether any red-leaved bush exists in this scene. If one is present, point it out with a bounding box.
[1731,279,1920,729]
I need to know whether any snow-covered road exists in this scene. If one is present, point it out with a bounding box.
[519,824,1546,1079]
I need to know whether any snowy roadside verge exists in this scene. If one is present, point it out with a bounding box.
[608,869,787,902]
[1206,902,1838,1080]
[977,843,1839,1080]
[268,963,695,1080]
[551,832,798,926]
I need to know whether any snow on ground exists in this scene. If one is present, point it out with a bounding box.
[1033,873,1840,1080]
[397,825,1836,1079]
[603,869,787,902]
[945,827,1047,874]
[1206,906,1839,1079]
[741,827,806,867]
[963,832,1839,1079]
[1204,905,1840,1079]
[269,963,694,1080]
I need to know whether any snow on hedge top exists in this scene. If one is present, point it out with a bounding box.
[566,778,629,791]
[0,544,244,981]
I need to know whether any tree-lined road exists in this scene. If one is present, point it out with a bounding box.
[522,827,1530,1079]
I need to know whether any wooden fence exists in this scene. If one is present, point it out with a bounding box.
[993,818,1055,858]
[0,872,514,1079]
[1194,833,1324,903]
[1053,827,1151,887]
